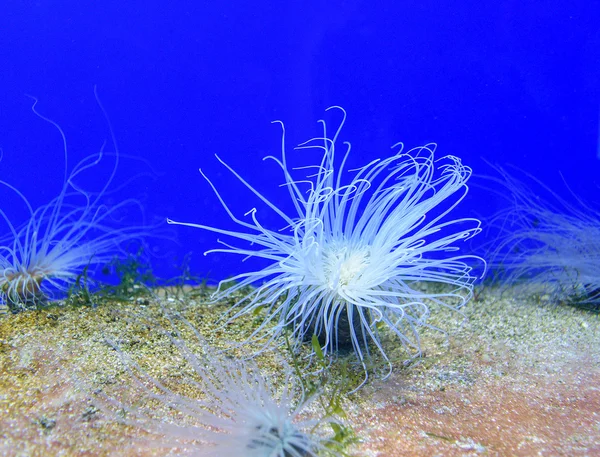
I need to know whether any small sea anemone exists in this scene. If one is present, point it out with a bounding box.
[169,107,483,382]
[0,93,148,313]
[487,165,600,306]
[97,310,335,457]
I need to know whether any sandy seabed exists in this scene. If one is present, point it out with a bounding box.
[0,285,598,457]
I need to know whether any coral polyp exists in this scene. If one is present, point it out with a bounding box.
[169,107,483,381]
[0,94,147,313]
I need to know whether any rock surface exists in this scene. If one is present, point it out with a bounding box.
[0,287,598,456]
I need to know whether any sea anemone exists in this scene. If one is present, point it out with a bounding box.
[0,93,148,313]
[97,310,335,457]
[169,107,483,381]
[487,165,600,306]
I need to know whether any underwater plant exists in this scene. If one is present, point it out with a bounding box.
[98,311,338,457]
[169,107,483,382]
[0,94,148,313]
[487,165,600,306]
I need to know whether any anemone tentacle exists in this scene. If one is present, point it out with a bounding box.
[170,107,483,385]
[96,308,334,457]
[0,91,150,312]
[487,164,600,306]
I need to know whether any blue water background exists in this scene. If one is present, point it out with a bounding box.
[1,1,598,282]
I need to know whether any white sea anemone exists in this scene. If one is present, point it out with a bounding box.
[0,93,148,312]
[488,165,600,306]
[99,311,334,457]
[169,107,483,380]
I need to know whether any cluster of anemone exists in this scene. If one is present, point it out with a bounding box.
[487,165,600,306]
[98,309,334,457]
[0,96,146,313]
[8,97,600,453]
[4,101,488,453]
[169,107,484,384]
